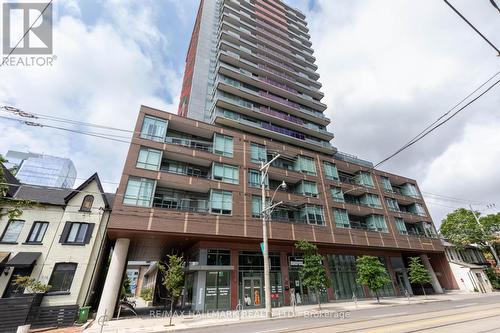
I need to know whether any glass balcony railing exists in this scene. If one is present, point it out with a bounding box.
[164,136,213,152]
[258,76,298,94]
[153,196,210,213]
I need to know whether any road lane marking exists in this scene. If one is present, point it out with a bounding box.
[255,328,292,333]
[454,302,478,308]
[370,312,407,319]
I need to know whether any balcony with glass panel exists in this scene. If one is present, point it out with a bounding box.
[153,187,210,213]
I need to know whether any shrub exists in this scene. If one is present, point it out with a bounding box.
[141,287,153,301]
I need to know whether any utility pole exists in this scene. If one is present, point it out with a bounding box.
[469,204,500,267]
[260,155,286,319]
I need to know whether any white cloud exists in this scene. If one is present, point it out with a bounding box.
[298,0,500,224]
[0,4,182,191]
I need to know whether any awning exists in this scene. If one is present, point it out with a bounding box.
[5,252,41,268]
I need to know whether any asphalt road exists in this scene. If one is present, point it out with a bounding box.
[180,294,500,333]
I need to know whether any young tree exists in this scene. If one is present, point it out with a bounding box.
[356,256,391,303]
[158,255,185,326]
[440,208,500,266]
[295,240,331,310]
[408,257,432,298]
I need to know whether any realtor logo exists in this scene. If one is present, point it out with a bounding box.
[2,2,53,55]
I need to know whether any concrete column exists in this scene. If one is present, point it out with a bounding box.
[96,238,130,320]
[420,254,443,294]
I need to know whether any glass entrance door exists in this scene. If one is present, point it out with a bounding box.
[242,277,263,308]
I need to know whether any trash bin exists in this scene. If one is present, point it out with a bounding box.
[77,306,91,324]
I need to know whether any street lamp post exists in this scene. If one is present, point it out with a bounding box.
[469,204,500,268]
[260,154,286,319]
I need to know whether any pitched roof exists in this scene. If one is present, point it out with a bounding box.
[64,173,112,209]
[14,186,72,205]
[9,173,115,209]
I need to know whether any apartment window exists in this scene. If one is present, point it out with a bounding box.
[136,147,162,171]
[212,163,239,184]
[413,203,426,216]
[361,194,382,208]
[366,215,388,233]
[296,180,318,197]
[355,171,374,187]
[80,195,94,212]
[300,205,324,225]
[0,220,24,243]
[295,156,316,175]
[60,222,94,244]
[250,143,267,163]
[210,190,232,215]
[123,177,156,207]
[385,198,400,211]
[248,170,268,188]
[423,222,437,238]
[395,218,408,235]
[402,183,420,198]
[213,134,233,157]
[380,176,393,192]
[140,116,168,142]
[26,221,49,243]
[48,263,77,293]
[252,195,262,218]
[330,187,344,202]
[323,161,339,180]
[333,209,350,228]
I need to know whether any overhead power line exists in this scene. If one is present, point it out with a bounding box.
[375,75,500,168]
[443,0,500,56]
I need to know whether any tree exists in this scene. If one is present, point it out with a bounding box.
[440,208,500,265]
[356,256,391,303]
[158,255,184,326]
[408,257,432,298]
[294,240,331,310]
[120,275,132,299]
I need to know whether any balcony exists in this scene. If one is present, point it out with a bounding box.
[334,151,373,168]
[399,221,437,238]
[160,159,211,179]
[164,131,213,153]
[153,188,210,213]
[344,194,382,209]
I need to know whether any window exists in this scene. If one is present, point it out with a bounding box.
[423,222,437,238]
[213,134,233,157]
[395,218,408,235]
[207,249,231,266]
[360,194,382,208]
[48,263,77,293]
[61,222,94,244]
[380,176,393,192]
[212,163,239,184]
[210,190,232,215]
[136,147,162,171]
[123,177,156,207]
[26,222,49,243]
[140,116,168,142]
[402,183,420,198]
[80,195,94,212]
[356,171,374,187]
[323,161,339,180]
[366,215,388,233]
[412,203,426,216]
[299,205,324,225]
[331,187,344,202]
[385,198,400,212]
[248,170,268,188]
[296,180,318,197]
[250,143,267,163]
[1,220,24,242]
[295,156,316,175]
[251,195,262,218]
[333,209,350,228]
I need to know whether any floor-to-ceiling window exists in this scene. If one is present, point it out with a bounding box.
[327,254,366,300]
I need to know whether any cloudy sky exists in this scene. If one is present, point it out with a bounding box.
[1,0,499,226]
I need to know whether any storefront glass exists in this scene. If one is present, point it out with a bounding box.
[205,271,231,311]
[288,255,328,305]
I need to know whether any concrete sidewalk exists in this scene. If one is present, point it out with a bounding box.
[83,292,497,333]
